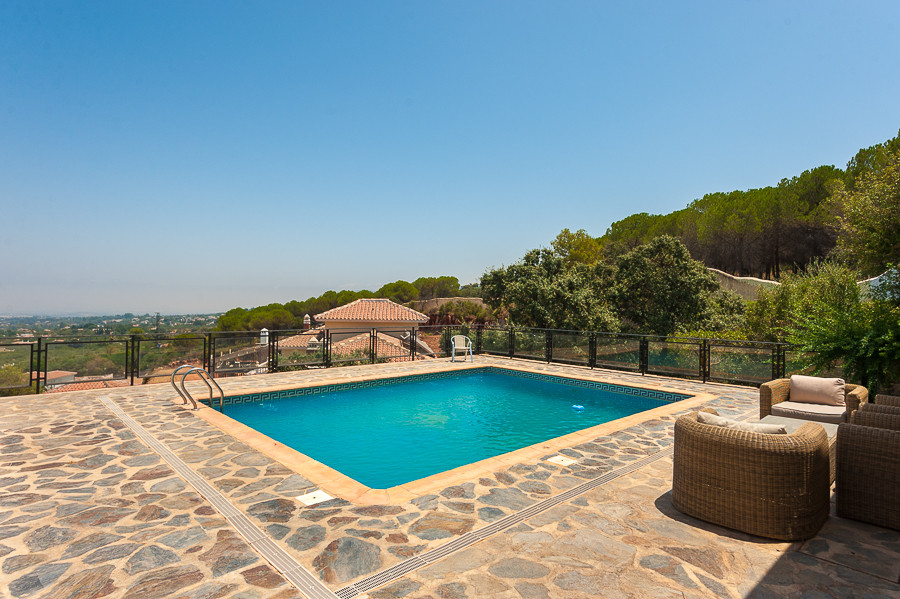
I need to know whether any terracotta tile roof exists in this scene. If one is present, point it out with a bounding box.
[330,332,430,361]
[315,298,428,323]
[47,380,131,393]
[331,332,398,356]
[278,330,323,349]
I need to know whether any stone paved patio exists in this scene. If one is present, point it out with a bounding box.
[1,357,898,598]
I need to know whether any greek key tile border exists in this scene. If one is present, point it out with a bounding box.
[212,369,473,407]
[209,366,691,407]
[492,368,691,402]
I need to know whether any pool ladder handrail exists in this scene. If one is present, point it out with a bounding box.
[170,365,224,412]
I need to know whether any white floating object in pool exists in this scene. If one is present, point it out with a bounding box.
[571,404,585,412]
[296,490,334,506]
[547,455,578,466]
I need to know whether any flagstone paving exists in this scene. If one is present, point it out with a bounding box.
[1,357,898,598]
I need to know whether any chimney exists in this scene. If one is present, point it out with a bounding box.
[302,314,311,331]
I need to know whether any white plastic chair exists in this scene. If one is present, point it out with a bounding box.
[451,335,473,362]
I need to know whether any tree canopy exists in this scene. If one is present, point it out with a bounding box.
[831,142,900,276]
[613,236,722,335]
[482,235,740,335]
[597,130,900,279]
[217,275,474,331]
[750,261,900,391]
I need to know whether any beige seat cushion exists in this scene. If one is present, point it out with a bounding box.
[790,375,845,406]
[697,411,787,434]
[771,400,846,424]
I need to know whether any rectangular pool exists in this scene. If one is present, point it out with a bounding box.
[223,368,688,489]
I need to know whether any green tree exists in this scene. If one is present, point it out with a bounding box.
[845,129,900,186]
[437,300,491,324]
[84,356,117,377]
[247,307,294,331]
[217,308,248,331]
[457,283,481,297]
[412,276,460,300]
[613,236,719,335]
[481,249,619,332]
[782,261,900,391]
[745,283,794,342]
[551,228,603,266]
[376,280,420,303]
[0,364,32,396]
[831,146,900,276]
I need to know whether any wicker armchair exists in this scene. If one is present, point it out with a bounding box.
[836,410,900,531]
[760,378,868,422]
[673,409,831,541]
[860,403,900,417]
[876,393,900,407]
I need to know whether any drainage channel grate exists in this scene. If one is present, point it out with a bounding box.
[335,406,759,598]
[334,447,674,598]
[99,398,340,599]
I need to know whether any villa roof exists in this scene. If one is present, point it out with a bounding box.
[330,332,429,361]
[315,298,428,323]
[46,380,131,393]
[278,330,323,349]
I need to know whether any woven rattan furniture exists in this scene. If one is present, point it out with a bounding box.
[759,415,838,482]
[836,409,900,531]
[876,394,900,407]
[759,378,868,423]
[673,409,831,541]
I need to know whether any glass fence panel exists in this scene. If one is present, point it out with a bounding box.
[137,336,206,381]
[647,340,700,378]
[374,328,414,363]
[550,332,590,365]
[708,344,774,384]
[329,329,375,366]
[416,326,450,359]
[46,339,128,382]
[0,343,33,390]
[513,330,545,360]
[213,335,266,376]
[784,351,843,378]
[480,328,509,355]
[595,336,640,371]
[275,330,325,370]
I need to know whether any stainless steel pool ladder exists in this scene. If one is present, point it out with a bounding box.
[170,365,224,412]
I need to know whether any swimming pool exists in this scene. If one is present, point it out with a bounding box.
[223,368,688,489]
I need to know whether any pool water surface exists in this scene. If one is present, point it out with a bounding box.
[225,370,676,488]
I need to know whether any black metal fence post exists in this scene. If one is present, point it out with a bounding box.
[588,333,597,369]
[639,338,649,375]
[508,327,515,358]
[130,335,138,386]
[700,339,708,383]
[370,329,377,364]
[33,337,42,394]
[775,344,787,379]
[475,325,483,355]
[207,333,216,378]
[268,332,277,373]
[410,328,417,361]
[324,330,332,367]
[545,330,552,363]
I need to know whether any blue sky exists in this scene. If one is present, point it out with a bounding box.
[2,1,898,315]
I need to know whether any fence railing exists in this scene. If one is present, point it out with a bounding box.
[0,325,810,395]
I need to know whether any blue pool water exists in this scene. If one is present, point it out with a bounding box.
[225,370,673,488]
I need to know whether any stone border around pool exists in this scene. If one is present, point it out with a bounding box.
[190,361,717,505]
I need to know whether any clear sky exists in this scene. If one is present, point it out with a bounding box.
[2,1,898,315]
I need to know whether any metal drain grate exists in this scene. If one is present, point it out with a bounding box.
[334,446,676,598]
[99,398,340,599]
